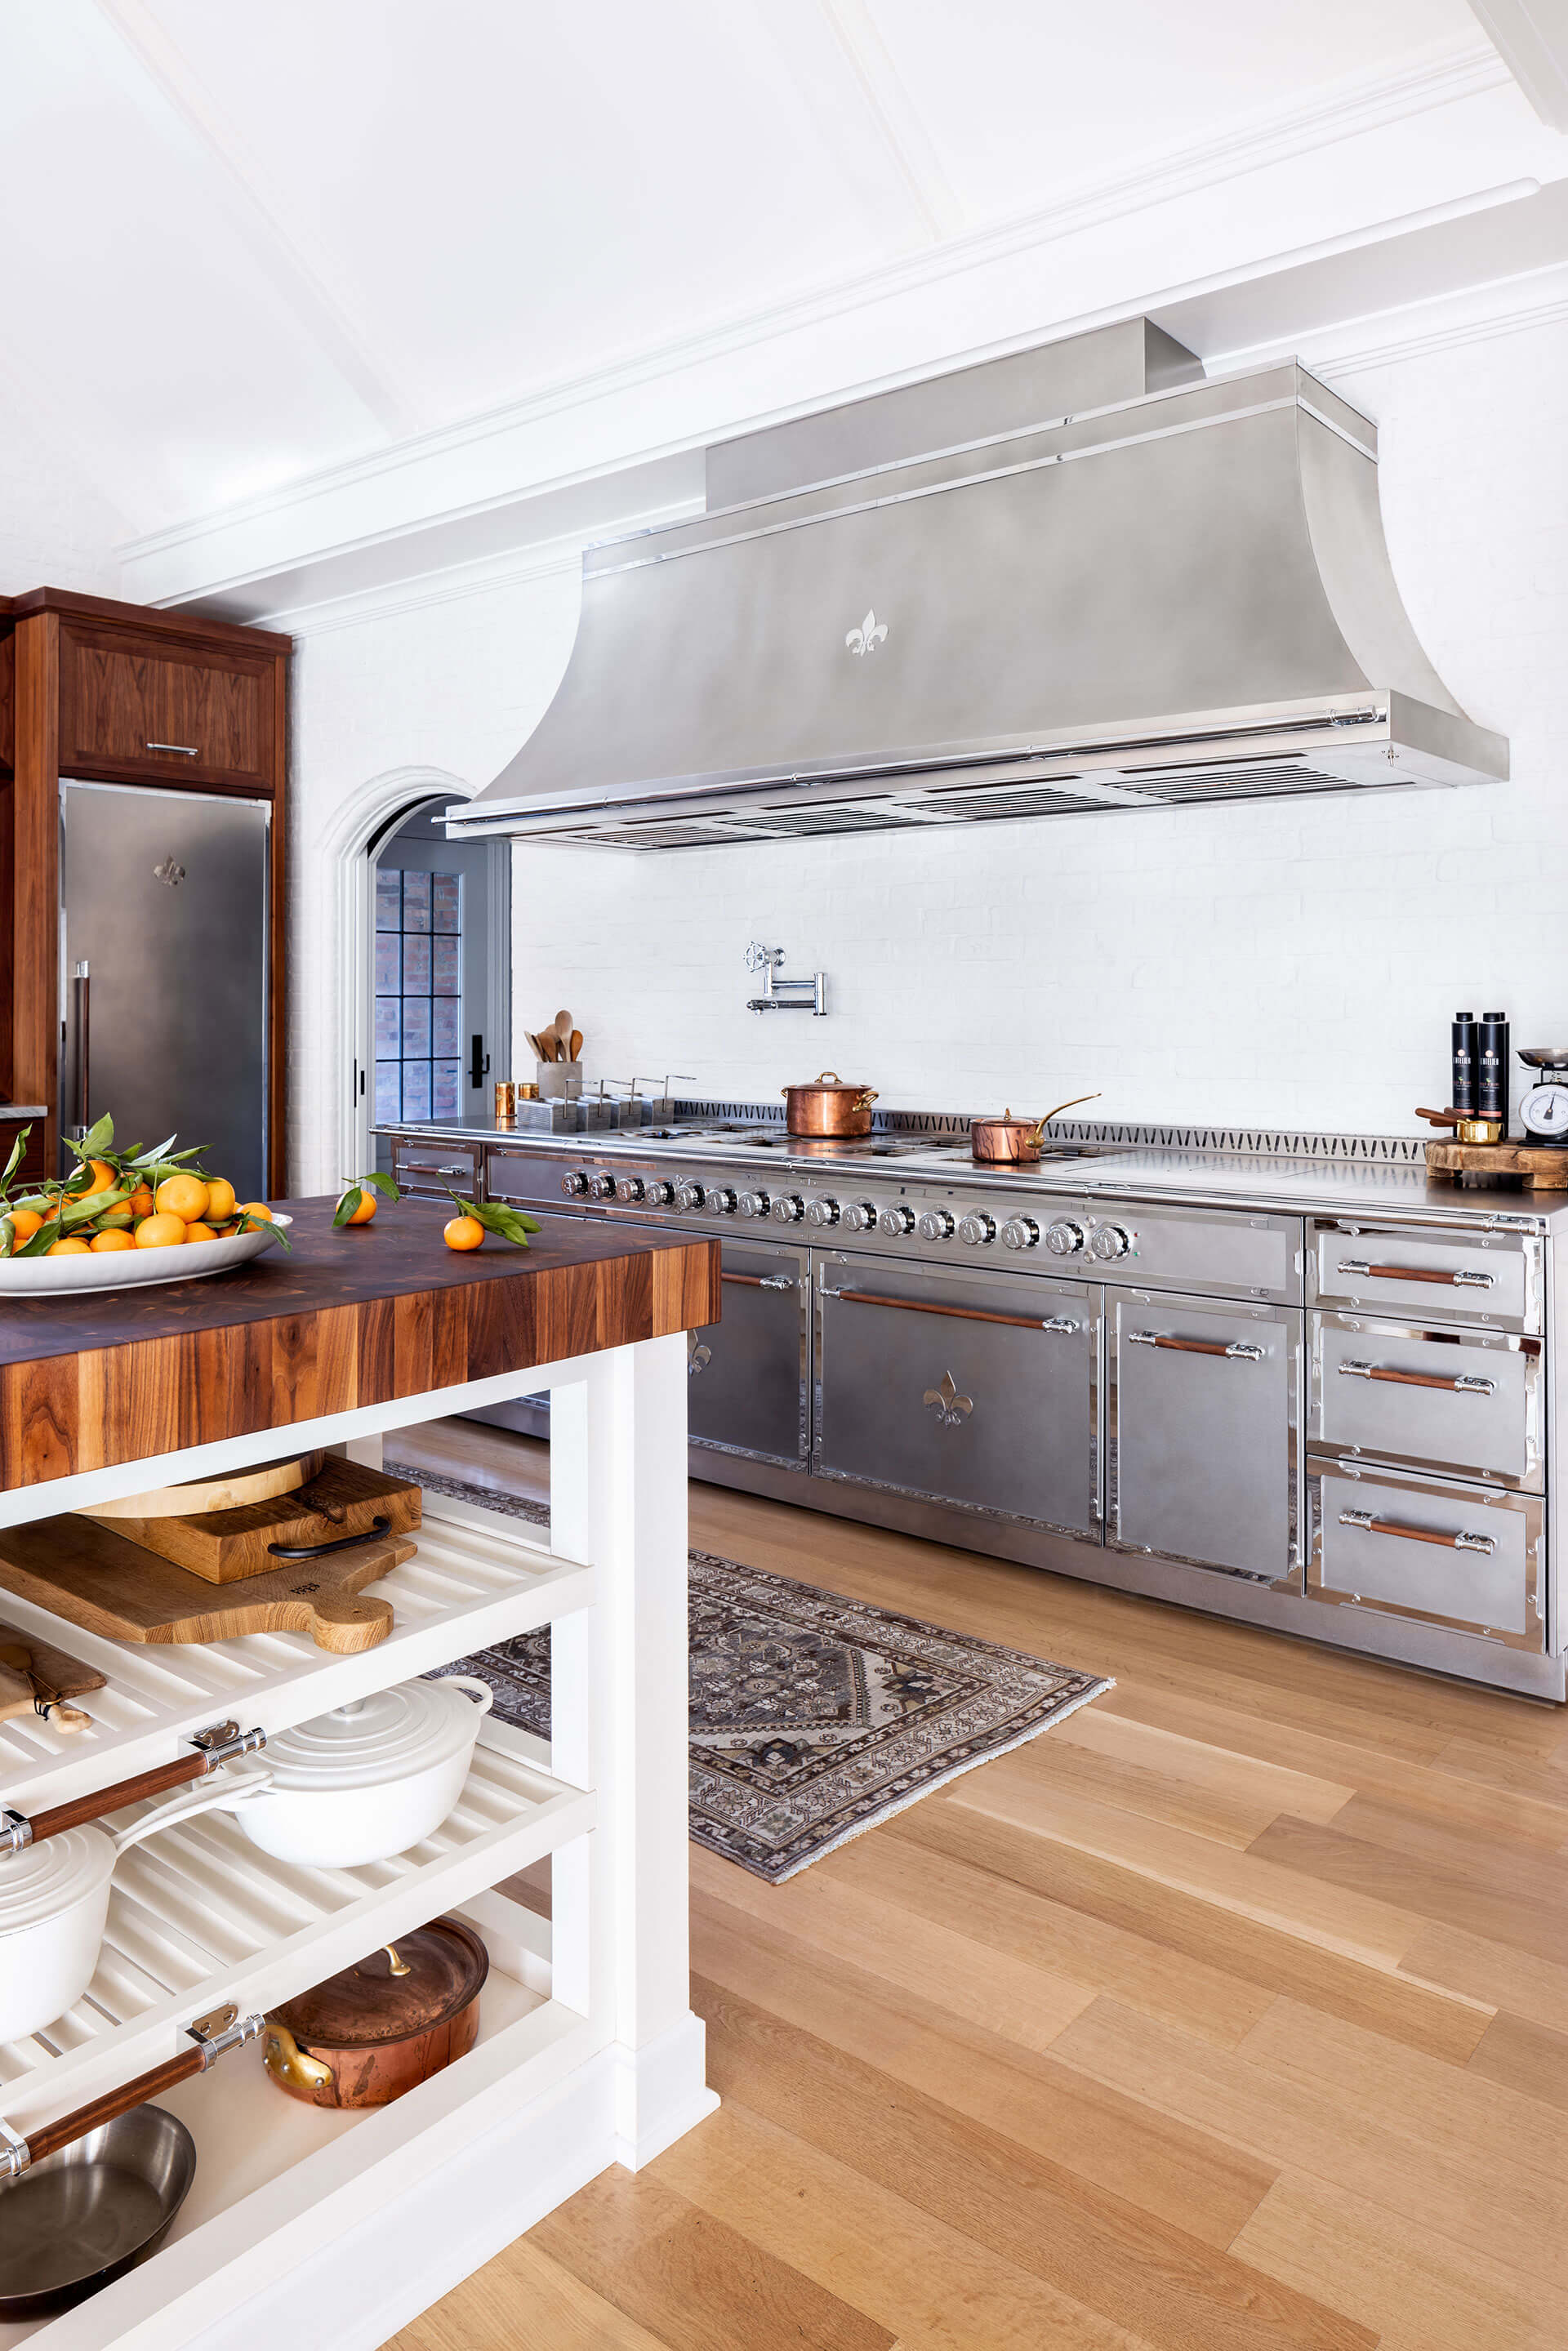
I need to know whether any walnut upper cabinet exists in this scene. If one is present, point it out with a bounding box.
[59,621,275,789]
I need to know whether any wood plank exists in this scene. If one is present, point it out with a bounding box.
[1401,1917,1568,2036]
[1466,2010,1568,2114]
[388,2233,679,2351]
[1047,1700,1357,1828]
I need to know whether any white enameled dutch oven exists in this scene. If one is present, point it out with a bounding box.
[200,1675,495,1869]
[0,1777,247,2044]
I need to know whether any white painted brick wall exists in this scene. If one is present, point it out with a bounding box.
[281,313,1568,1178]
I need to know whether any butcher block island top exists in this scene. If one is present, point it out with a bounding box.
[0,1195,719,1495]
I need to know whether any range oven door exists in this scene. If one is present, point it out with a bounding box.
[1107,1289,1299,1583]
[687,1236,810,1472]
[814,1253,1101,1538]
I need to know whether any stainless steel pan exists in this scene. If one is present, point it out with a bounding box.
[0,2107,195,2317]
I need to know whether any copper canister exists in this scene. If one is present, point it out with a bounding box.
[494,1080,516,1124]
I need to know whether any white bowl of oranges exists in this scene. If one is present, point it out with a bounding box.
[0,1117,290,1298]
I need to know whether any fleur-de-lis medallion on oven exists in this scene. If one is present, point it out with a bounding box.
[688,1333,711,1378]
[923,1369,973,1427]
[844,608,889,657]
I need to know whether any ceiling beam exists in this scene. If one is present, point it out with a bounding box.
[815,0,965,242]
[91,0,422,439]
[1468,0,1568,127]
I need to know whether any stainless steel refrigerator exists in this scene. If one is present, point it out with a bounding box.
[60,781,271,1199]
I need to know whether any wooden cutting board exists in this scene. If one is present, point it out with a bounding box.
[0,1519,412,1654]
[84,1451,327,1521]
[0,1619,107,1724]
[1426,1140,1568,1189]
[79,1458,422,1585]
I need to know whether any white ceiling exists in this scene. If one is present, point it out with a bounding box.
[2,0,1565,603]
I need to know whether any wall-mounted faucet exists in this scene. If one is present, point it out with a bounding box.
[746,942,826,1015]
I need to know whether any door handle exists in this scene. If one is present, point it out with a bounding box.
[1336,1258,1494,1290]
[1128,1330,1265,1360]
[469,1035,489,1089]
[1337,1507,1496,1556]
[1336,1361,1495,1396]
[73,960,90,1133]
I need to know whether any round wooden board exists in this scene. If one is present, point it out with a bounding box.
[80,1450,327,1521]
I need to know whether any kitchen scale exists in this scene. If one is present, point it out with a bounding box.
[1517,1048,1568,1144]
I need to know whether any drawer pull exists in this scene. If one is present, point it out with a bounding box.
[1128,1331,1265,1361]
[1336,1360,1496,1396]
[401,1161,467,1177]
[145,741,199,756]
[1337,1507,1497,1556]
[723,1271,796,1292]
[1336,1258,1494,1290]
[833,1287,1079,1335]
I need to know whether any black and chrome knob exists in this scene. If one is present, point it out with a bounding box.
[1088,1222,1132,1262]
[770,1194,805,1224]
[645,1179,675,1206]
[1000,1216,1040,1251]
[917,1208,956,1241]
[958,1212,996,1247]
[1044,1218,1085,1256]
[877,1203,915,1236]
[840,1200,877,1233]
[707,1187,737,1215]
[560,1170,590,1198]
[736,1190,771,1220]
[613,1176,645,1204]
[805,1197,840,1227]
[674,1181,706,1213]
[587,1173,617,1200]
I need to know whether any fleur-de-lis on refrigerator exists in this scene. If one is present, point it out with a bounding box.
[687,1333,711,1377]
[844,608,889,657]
[923,1369,973,1427]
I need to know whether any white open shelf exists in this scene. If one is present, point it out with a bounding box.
[0,1494,587,1813]
[0,1725,592,2129]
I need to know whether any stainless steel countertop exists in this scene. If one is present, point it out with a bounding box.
[381,1120,1567,1228]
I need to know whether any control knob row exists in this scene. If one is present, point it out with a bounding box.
[613,1173,677,1208]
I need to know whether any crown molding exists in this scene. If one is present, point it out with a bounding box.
[122,33,1520,608]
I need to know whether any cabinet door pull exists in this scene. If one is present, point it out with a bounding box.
[832,1287,1080,1334]
[1128,1330,1265,1361]
[401,1161,467,1177]
[1336,1258,1494,1289]
[1337,1507,1496,1555]
[722,1271,795,1292]
[1336,1360,1495,1396]
[145,741,199,756]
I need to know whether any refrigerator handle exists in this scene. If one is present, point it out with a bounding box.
[73,962,90,1136]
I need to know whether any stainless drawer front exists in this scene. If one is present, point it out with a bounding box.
[1084,1206,1300,1302]
[815,1256,1100,1538]
[1312,1316,1540,1489]
[392,1142,476,1199]
[1308,1458,1543,1649]
[486,1152,568,1211]
[688,1240,809,1469]
[1311,1222,1538,1330]
[1110,1293,1298,1582]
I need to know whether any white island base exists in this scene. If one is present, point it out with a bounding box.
[0,1333,715,2351]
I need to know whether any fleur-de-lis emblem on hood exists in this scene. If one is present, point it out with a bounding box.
[923,1369,973,1427]
[845,608,889,657]
[688,1333,711,1377]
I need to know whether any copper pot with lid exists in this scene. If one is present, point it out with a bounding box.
[970,1093,1099,1164]
[782,1071,878,1138]
[263,1913,488,2109]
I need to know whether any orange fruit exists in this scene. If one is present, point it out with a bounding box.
[135,1212,187,1249]
[443,1214,484,1252]
[182,1221,217,1244]
[7,1209,42,1243]
[343,1191,376,1225]
[128,1185,155,1219]
[238,1201,274,1222]
[204,1178,236,1223]
[65,1158,116,1198]
[46,1237,91,1256]
[155,1173,209,1222]
[89,1228,135,1253]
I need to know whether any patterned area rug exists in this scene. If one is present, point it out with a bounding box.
[394,1464,1112,1883]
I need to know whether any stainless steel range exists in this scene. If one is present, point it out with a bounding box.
[385,1113,1566,1700]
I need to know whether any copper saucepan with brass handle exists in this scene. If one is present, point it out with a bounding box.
[782,1072,879,1138]
[971,1093,1100,1164]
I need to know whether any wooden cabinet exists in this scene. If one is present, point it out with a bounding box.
[59,622,276,789]
[4,590,291,1190]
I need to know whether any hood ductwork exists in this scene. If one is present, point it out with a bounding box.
[451,318,1506,848]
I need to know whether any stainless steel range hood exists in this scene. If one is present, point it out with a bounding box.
[451,318,1506,848]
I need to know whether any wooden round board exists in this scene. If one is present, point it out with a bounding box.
[83,1452,327,1521]
[1425,1140,1568,1190]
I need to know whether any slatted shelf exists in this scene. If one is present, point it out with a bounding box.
[0,1495,587,1813]
[0,1726,593,2131]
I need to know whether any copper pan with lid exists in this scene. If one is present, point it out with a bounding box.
[970,1093,1100,1164]
[782,1072,878,1138]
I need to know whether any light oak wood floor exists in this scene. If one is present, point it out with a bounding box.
[388,1421,1568,2351]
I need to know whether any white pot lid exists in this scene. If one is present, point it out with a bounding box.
[265,1678,483,1793]
[0,1827,115,1938]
